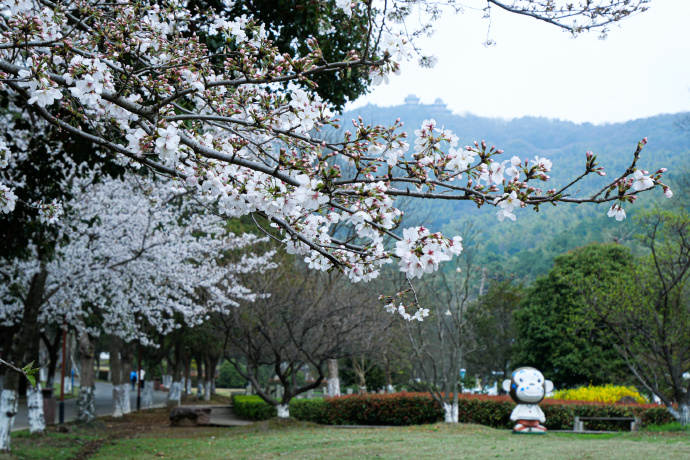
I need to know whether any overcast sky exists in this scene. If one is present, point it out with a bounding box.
[346,1,690,125]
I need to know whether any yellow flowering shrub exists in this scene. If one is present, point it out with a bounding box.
[551,384,648,404]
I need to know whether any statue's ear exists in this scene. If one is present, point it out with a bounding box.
[545,380,554,393]
[502,379,512,393]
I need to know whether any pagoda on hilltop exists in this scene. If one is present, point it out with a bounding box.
[402,95,450,114]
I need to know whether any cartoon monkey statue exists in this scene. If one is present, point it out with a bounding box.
[502,367,554,434]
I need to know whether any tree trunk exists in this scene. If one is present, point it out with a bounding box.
[0,388,18,452]
[183,354,192,395]
[167,380,182,408]
[166,346,184,409]
[672,403,690,426]
[204,355,218,401]
[76,331,96,423]
[327,359,340,397]
[442,402,459,423]
[142,380,154,409]
[0,267,47,451]
[119,345,133,415]
[41,329,61,388]
[109,339,126,418]
[27,382,46,434]
[276,404,289,418]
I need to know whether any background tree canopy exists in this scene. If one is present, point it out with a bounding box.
[512,243,636,388]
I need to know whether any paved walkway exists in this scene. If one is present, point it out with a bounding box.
[12,380,169,432]
[208,406,253,427]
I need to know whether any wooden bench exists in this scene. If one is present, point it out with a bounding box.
[573,416,641,432]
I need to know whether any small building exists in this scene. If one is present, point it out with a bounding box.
[404,94,420,104]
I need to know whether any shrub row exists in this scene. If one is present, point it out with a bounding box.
[232,393,675,430]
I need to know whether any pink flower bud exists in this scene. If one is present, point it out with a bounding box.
[656,168,667,174]
[641,137,648,145]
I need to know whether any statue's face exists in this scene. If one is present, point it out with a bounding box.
[510,368,546,403]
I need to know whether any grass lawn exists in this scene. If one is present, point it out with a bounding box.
[4,407,689,460]
[92,420,689,460]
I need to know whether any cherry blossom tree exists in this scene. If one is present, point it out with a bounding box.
[0,174,273,448]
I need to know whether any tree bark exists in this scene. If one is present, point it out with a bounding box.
[142,380,154,409]
[166,344,184,408]
[183,353,192,395]
[109,338,126,418]
[27,382,46,434]
[76,331,96,423]
[327,359,340,397]
[40,329,61,388]
[277,404,290,418]
[119,344,133,415]
[0,389,18,452]
[0,267,47,452]
[442,402,459,423]
[203,355,218,401]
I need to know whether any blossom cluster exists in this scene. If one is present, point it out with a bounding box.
[1,175,275,343]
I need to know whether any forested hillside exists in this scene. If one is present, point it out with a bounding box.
[343,99,690,279]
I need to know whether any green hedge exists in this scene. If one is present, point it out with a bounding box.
[233,395,277,420]
[232,393,675,430]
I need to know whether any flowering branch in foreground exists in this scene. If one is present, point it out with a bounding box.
[0,0,666,320]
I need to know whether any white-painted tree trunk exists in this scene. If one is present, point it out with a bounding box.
[112,384,126,418]
[0,389,18,452]
[122,383,131,414]
[443,402,459,423]
[204,381,211,401]
[196,381,203,399]
[166,381,182,408]
[327,359,340,397]
[276,404,289,418]
[327,378,340,397]
[386,384,395,393]
[142,381,154,409]
[77,386,95,423]
[27,383,46,434]
[674,403,690,426]
[180,377,186,394]
[211,378,216,396]
[185,378,192,395]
